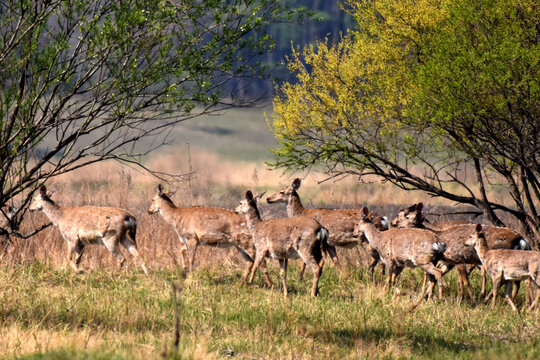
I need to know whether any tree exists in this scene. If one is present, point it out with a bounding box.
[270,0,540,244]
[0,0,302,237]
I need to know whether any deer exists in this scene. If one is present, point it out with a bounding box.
[465,224,540,312]
[0,205,16,256]
[391,202,531,302]
[29,185,148,275]
[353,207,447,300]
[235,190,329,297]
[266,178,389,280]
[147,184,272,286]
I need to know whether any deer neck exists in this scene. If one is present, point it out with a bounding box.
[244,204,262,234]
[359,222,384,250]
[474,236,490,264]
[287,192,305,217]
[158,199,179,224]
[41,200,64,225]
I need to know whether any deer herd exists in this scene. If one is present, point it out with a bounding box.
[20,178,540,312]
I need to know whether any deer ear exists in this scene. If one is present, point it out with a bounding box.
[292,178,301,191]
[157,184,164,195]
[168,188,178,198]
[47,189,56,198]
[362,207,369,218]
[40,185,47,195]
[245,190,254,201]
[406,204,416,213]
[416,203,423,211]
[475,224,482,233]
[254,191,266,202]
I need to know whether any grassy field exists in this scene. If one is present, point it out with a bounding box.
[1,261,539,359]
[2,108,537,359]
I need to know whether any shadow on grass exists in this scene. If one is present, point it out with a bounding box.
[309,325,481,357]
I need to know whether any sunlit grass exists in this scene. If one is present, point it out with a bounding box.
[0,261,539,359]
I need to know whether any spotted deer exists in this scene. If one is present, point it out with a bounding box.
[235,190,329,297]
[147,184,272,286]
[391,202,531,302]
[29,186,148,275]
[266,178,389,279]
[354,207,447,300]
[465,224,540,312]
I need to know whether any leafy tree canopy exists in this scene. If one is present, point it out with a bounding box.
[271,0,540,243]
[0,0,305,236]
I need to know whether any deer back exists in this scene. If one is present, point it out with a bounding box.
[164,206,250,245]
[437,224,527,265]
[252,216,323,259]
[58,206,134,242]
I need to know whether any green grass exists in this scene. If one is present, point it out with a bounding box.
[158,107,277,162]
[1,261,539,359]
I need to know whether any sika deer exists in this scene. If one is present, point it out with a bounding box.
[390,203,470,231]
[29,186,148,275]
[235,190,329,297]
[147,184,272,286]
[0,205,16,256]
[465,224,540,312]
[391,203,531,301]
[266,178,389,279]
[354,207,446,300]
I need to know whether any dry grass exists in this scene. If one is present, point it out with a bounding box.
[1,149,535,359]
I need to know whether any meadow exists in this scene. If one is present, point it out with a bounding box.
[1,109,539,359]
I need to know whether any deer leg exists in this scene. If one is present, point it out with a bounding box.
[503,281,519,312]
[527,282,540,311]
[385,263,395,293]
[480,266,487,298]
[456,264,474,303]
[367,257,378,281]
[279,258,288,297]
[66,240,84,272]
[188,237,199,273]
[259,259,273,287]
[235,246,255,284]
[419,263,444,300]
[526,279,534,306]
[299,261,306,281]
[248,250,267,284]
[511,280,520,301]
[175,233,189,272]
[491,275,503,310]
[299,250,323,297]
[121,237,149,276]
[103,237,126,270]
[425,274,437,300]
[390,266,404,294]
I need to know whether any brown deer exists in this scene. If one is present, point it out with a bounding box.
[390,203,470,231]
[353,207,447,300]
[391,203,531,302]
[266,178,389,279]
[147,184,272,286]
[465,224,540,312]
[29,186,148,275]
[0,205,16,256]
[235,190,329,297]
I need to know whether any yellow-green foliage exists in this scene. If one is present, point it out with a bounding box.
[272,0,448,142]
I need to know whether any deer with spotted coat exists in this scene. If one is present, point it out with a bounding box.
[391,203,531,302]
[465,224,540,312]
[29,186,148,275]
[266,178,389,280]
[235,190,329,297]
[354,207,447,300]
[147,184,272,286]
